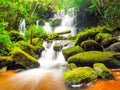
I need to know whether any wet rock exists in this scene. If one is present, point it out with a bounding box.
[11,48,40,69]
[105,42,120,52]
[95,33,112,43]
[68,51,120,68]
[63,67,97,86]
[93,63,115,79]
[101,37,119,48]
[62,46,83,60]
[81,40,103,51]
[75,27,103,46]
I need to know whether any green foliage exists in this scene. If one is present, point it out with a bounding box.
[9,30,24,42]
[103,1,120,28]
[25,25,47,40]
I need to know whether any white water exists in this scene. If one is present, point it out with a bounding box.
[38,41,67,69]
[43,8,76,36]
[19,19,26,35]
[3,41,68,90]
[43,22,52,34]
[36,20,39,27]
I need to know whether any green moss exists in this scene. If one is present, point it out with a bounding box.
[95,33,112,42]
[81,40,103,51]
[93,63,114,79]
[14,41,44,58]
[66,63,77,69]
[68,51,120,68]
[9,30,24,42]
[11,48,39,68]
[62,46,83,60]
[63,67,97,85]
[75,27,104,45]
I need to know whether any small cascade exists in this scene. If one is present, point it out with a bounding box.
[43,22,52,34]
[36,20,39,27]
[38,41,67,69]
[19,19,26,35]
[54,8,76,36]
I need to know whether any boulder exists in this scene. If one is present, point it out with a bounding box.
[81,40,103,51]
[62,46,83,60]
[93,63,114,79]
[101,37,119,48]
[63,67,97,86]
[105,42,120,52]
[68,51,120,68]
[75,27,103,46]
[11,48,40,68]
[95,33,112,43]
[15,41,44,58]
[66,63,77,70]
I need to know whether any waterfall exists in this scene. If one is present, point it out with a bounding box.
[0,40,69,90]
[38,41,67,69]
[42,8,76,36]
[19,19,26,35]
[43,22,52,34]
[54,8,76,36]
[36,20,39,27]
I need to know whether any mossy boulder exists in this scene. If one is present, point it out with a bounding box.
[75,27,103,46]
[68,51,120,68]
[63,67,97,86]
[11,48,40,68]
[14,41,44,58]
[95,33,112,43]
[101,37,119,48]
[66,63,77,70]
[0,56,13,68]
[53,42,63,51]
[8,30,24,42]
[93,63,114,79]
[62,46,83,60]
[105,42,120,52]
[81,40,103,51]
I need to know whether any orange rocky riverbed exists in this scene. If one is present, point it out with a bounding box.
[0,70,120,90]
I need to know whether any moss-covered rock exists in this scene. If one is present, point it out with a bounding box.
[0,56,13,68]
[53,42,63,51]
[101,37,119,48]
[8,30,24,42]
[66,63,77,70]
[63,67,97,86]
[93,63,114,79]
[14,41,44,58]
[95,33,112,43]
[68,51,120,68]
[81,40,103,51]
[75,27,103,46]
[11,48,40,68]
[62,46,83,60]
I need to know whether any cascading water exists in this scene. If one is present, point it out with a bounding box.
[38,41,67,68]
[0,41,70,90]
[54,8,76,36]
[36,20,39,27]
[19,19,26,35]
[43,22,52,34]
[43,8,76,36]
